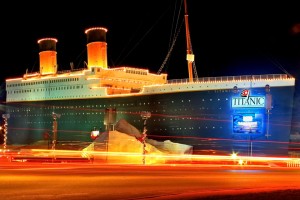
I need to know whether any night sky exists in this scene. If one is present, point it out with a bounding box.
[1,1,300,83]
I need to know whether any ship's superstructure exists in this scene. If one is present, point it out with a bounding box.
[6,28,167,103]
[3,2,296,156]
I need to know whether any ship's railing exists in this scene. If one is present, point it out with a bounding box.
[24,68,87,77]
[167,74,291,84]
[56,68,86,74]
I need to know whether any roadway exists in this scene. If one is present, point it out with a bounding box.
[1,161,300,200]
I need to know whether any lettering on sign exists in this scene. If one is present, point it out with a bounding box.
[231,89,265,108]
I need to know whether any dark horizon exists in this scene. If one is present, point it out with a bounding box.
[1,1,300,83]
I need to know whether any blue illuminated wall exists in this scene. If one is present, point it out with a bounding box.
[233,113,263,134]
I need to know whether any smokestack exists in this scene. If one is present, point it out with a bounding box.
[37,38,58,75]
[85,27,108,69]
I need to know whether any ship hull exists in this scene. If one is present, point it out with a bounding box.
[5,85,295,156]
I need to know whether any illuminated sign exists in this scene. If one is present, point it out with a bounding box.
[232,96,265,108]
[233,113,262,134]
[243,115,253,122]
[231,89,265,108]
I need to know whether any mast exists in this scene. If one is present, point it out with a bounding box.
[184,0,194,82]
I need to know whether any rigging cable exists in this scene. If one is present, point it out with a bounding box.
[157,0,183,74]
[190,44,198,79]
[116,6,171,66]
[157,0,198,79]
[264,52,293,78]
[157,19,184,75]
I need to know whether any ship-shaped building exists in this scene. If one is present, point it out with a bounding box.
[2,25,296,156]
[2,0,297,156]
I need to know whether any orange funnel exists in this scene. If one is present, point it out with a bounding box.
[37,38,58,75]
[85,27,108,69]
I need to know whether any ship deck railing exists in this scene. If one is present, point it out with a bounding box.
[56,68,86,74]
[167,74,291,84]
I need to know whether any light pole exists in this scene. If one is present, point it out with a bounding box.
[265,85,272,139]
[140,111,151,165]
[51,112,61,151]
[2,114,10,151]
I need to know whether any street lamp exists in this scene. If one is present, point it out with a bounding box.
[51,112,61,150]
[140,111,151,165]
[2,114,10,151]
[265,84,272,139]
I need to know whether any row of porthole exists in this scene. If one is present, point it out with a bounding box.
[8,85,83,94]
[7,97,228,111]
[24,122,224,132]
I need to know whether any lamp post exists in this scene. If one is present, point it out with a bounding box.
[51,112,61,151]
[2,114,10,151]
[140,111,151,165]
[265,84,272,139]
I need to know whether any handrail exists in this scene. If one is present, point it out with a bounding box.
[167,74,292,84]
